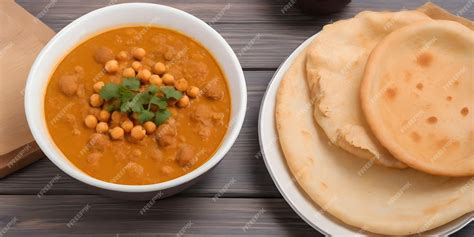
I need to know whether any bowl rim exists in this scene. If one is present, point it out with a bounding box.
[24,3,247,193]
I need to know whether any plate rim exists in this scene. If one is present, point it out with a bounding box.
[257,33,473,236]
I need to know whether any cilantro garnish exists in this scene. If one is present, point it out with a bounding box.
[138,110,154,123]
[99,83,121,100]
[122,77,141,90]
[154,109,171,125]
[98,77,181,125]
[161,86,183,100]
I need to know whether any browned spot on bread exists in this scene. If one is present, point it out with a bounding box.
[411,132,422,143]
[446,96,453,101]
[416,52,433,67]
[385,87,397,100]
[416,83,424,90]
[436,138,449,149]
[461,107,469,116]
[427,116,437,124]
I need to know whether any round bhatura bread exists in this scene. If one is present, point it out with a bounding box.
[275,47,474,235]
[305,10,433,168]
[360,20,474,177]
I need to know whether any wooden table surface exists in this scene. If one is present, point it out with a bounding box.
[2,0,472,236]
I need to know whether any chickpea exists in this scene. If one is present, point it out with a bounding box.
[104,60,119,73]
[162,73,175,85]
[109,127,124,140]
[137,69,151,82]
[152,62,166,75]
[186,86,200,98]
[98,110,110,122]
[132,47,146,60]
[131,125,146,140]
[175,78,189,92]
[84,115,98,129]
[96,122,109,133]
[121,120,134,133]
[149,75,162,86]
[111,111,122,124]
[177,95,190,108]
[144,121,157,134]
[131,61,142,72]
[123,67,136,78]
[116,51,129,61]
[90,93,104,107]
[93,81,104,93]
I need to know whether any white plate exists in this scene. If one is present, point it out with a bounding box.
[258,34,473,236]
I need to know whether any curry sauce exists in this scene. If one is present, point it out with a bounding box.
[44,26,231,185]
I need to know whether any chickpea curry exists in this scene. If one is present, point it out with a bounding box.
[44,26,231,185]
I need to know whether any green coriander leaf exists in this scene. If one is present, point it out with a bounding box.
[129,93,148,113]
[150,96,167,110]
[122,78,141,90]
[138,110,154,123]
[104,99,121,112]
[120,101,133,113]
[148,84,158,94]
[161,86,183,100]
[154,109,171,125]
[130,102,144,113]
[119,87,134,103]
[119,93,142,112]
[99,83,121,100]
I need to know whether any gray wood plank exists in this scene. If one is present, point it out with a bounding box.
[15,0,473,24]
[15,0,474,69]
[0,195,320,237]
[0,195,471,236]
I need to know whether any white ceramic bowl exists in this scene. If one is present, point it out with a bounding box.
[24,3,247,199]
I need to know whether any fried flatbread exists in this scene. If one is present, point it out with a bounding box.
[305,10,432,168]
[361,20,474,176]
[275,47,474,235]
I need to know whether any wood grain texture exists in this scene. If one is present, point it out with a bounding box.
[3,0,473,236]
[15,0,474,69]
[0,195,320,237]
